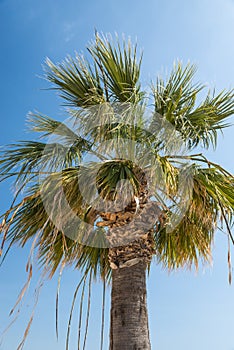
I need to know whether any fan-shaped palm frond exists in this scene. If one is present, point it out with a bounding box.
[0,140,80,186]
[89,34,143,103]
[2,177,110,280]
[45,34,143,106]
[45,55,105,107]
[152,62,234,148]
[156,164,234,269]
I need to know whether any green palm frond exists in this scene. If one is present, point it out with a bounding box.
[0,141,81,185]
[155,215,213,270]
[152,62,234,149]
[95,159,140,200]
[2,178,110,279]
[27,112,86,143]
[155,165,234,269]
[28,112,92,153]
[45,33,143,106]
[45,55,105,107]
[153,63,201,117]
[89,34,143,103]
[185,89,234,148]
[195,168,234,209]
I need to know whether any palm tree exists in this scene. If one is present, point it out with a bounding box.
[1,34,234,350]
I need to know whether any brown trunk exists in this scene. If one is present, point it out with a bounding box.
[109,261,151,350]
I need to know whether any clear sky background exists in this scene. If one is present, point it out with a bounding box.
[0,0,234,349]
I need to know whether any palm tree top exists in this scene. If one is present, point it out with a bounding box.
[0,33,234,282]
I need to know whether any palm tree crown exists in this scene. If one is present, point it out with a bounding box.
[1,33,234,349]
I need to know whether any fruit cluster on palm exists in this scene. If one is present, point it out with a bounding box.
[1,34,234,350]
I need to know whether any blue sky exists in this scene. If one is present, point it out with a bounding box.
[1,0,234,349]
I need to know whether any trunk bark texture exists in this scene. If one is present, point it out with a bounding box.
[109,261,151,350]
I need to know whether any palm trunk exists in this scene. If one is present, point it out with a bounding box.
[109,261,151,350]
